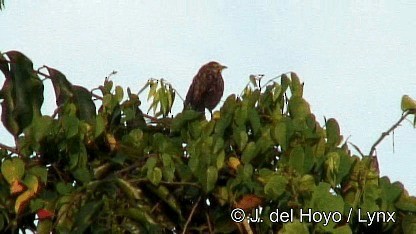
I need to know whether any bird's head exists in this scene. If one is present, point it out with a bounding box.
[204,61,227,73]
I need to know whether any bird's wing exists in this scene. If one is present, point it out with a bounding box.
[184,73,208,110]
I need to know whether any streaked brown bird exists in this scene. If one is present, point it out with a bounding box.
[184,61,227,116]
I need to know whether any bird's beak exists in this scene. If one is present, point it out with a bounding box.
[221,65,227,70]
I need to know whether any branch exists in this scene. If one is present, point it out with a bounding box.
[205,211,213,234]
[0,142,20,155]
[369,111,411,156]
[142,113,159,122]
[182,196,201,234]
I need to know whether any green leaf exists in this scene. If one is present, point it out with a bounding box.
[298,174,316,193]
[161,153,175,182]
[1,157,25,184]
[29,198,44,212]
[326,118,342,146]
[402,215,416,234]
[325,152,340,187]
[280,219,309,234]
[23,174,40,192]
[94,115,105,137]
[380,177,403,203]
[62,115,79,139]
[205,166,218,192]
[46,66,74,107]
[216,150,225,169]
[28,166,48,183]
[0,77,20,136]
[72,167,91,183]
[272,120,287,150]
[289,146,306,175]
[2,51,44,136]
[56,182,73,195]
[144,157,157,171]
[72,85,96,123]
[290,72,303,97]
[241,142,257,164]
[333,225,353,234]
[248,108,261,136]
[37,220,53,234]
[116,178,142,200]
[158,87,169,116]
[288,96,311,120]
[147,80,157,101]
[148,167,162,186]
[249,75,257,87]
[213,137,224,154]
[124,208,159,227]
[309,182,345,230]
[264,174,288,199]
[115,85,124,102]
[233,130,248,150]
[72,200,103,233]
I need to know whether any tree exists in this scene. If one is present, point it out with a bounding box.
[0,50,416,233]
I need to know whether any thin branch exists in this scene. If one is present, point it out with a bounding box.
[0,142,19,155]
[205,211,213,234]
[369,111,411,156]
[242,219,253,234]
[260,72,291,90]
[129,178,201,188]
[159,181,201,188]
[92,92,103,100]
[182,196,201,234]
[142,113,159,122]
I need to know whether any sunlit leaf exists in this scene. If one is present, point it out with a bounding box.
[241,142,257,164]
[148,167,162,186]
[326,118,342,146]
[116,178,143,200]
[264,174,288,199]
[205,166,218,192]
[288,96,311,119]
[1,157,25,184]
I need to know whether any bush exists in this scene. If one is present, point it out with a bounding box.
[0,51,416,233]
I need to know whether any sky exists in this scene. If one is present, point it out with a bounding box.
[1,1,415,195]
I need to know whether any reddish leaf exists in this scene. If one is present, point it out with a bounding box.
[10,180,26,196]
[37,209,54,220]
[234,194,263,211]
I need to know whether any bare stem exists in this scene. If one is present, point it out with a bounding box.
[0,142,19,155]
[369,111,411,156]
[182,196,201,234]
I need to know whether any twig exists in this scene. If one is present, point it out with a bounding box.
[143,113,159,122]
[182,196,201,234]
[115,160,145,175]
[92,92,103,100]
[129,178,201,188]
[159,181,201,188]
[369,111,411,156]
[205,211,213,234]
[0,142,19,155]
[242,219,253,234]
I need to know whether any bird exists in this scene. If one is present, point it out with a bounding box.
[184,61,227,117]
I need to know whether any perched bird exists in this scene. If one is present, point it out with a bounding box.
[184,61,227,116]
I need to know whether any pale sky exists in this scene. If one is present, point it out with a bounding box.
[1,1,416,195]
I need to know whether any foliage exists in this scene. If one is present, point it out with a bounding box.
[0,50,416,233]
